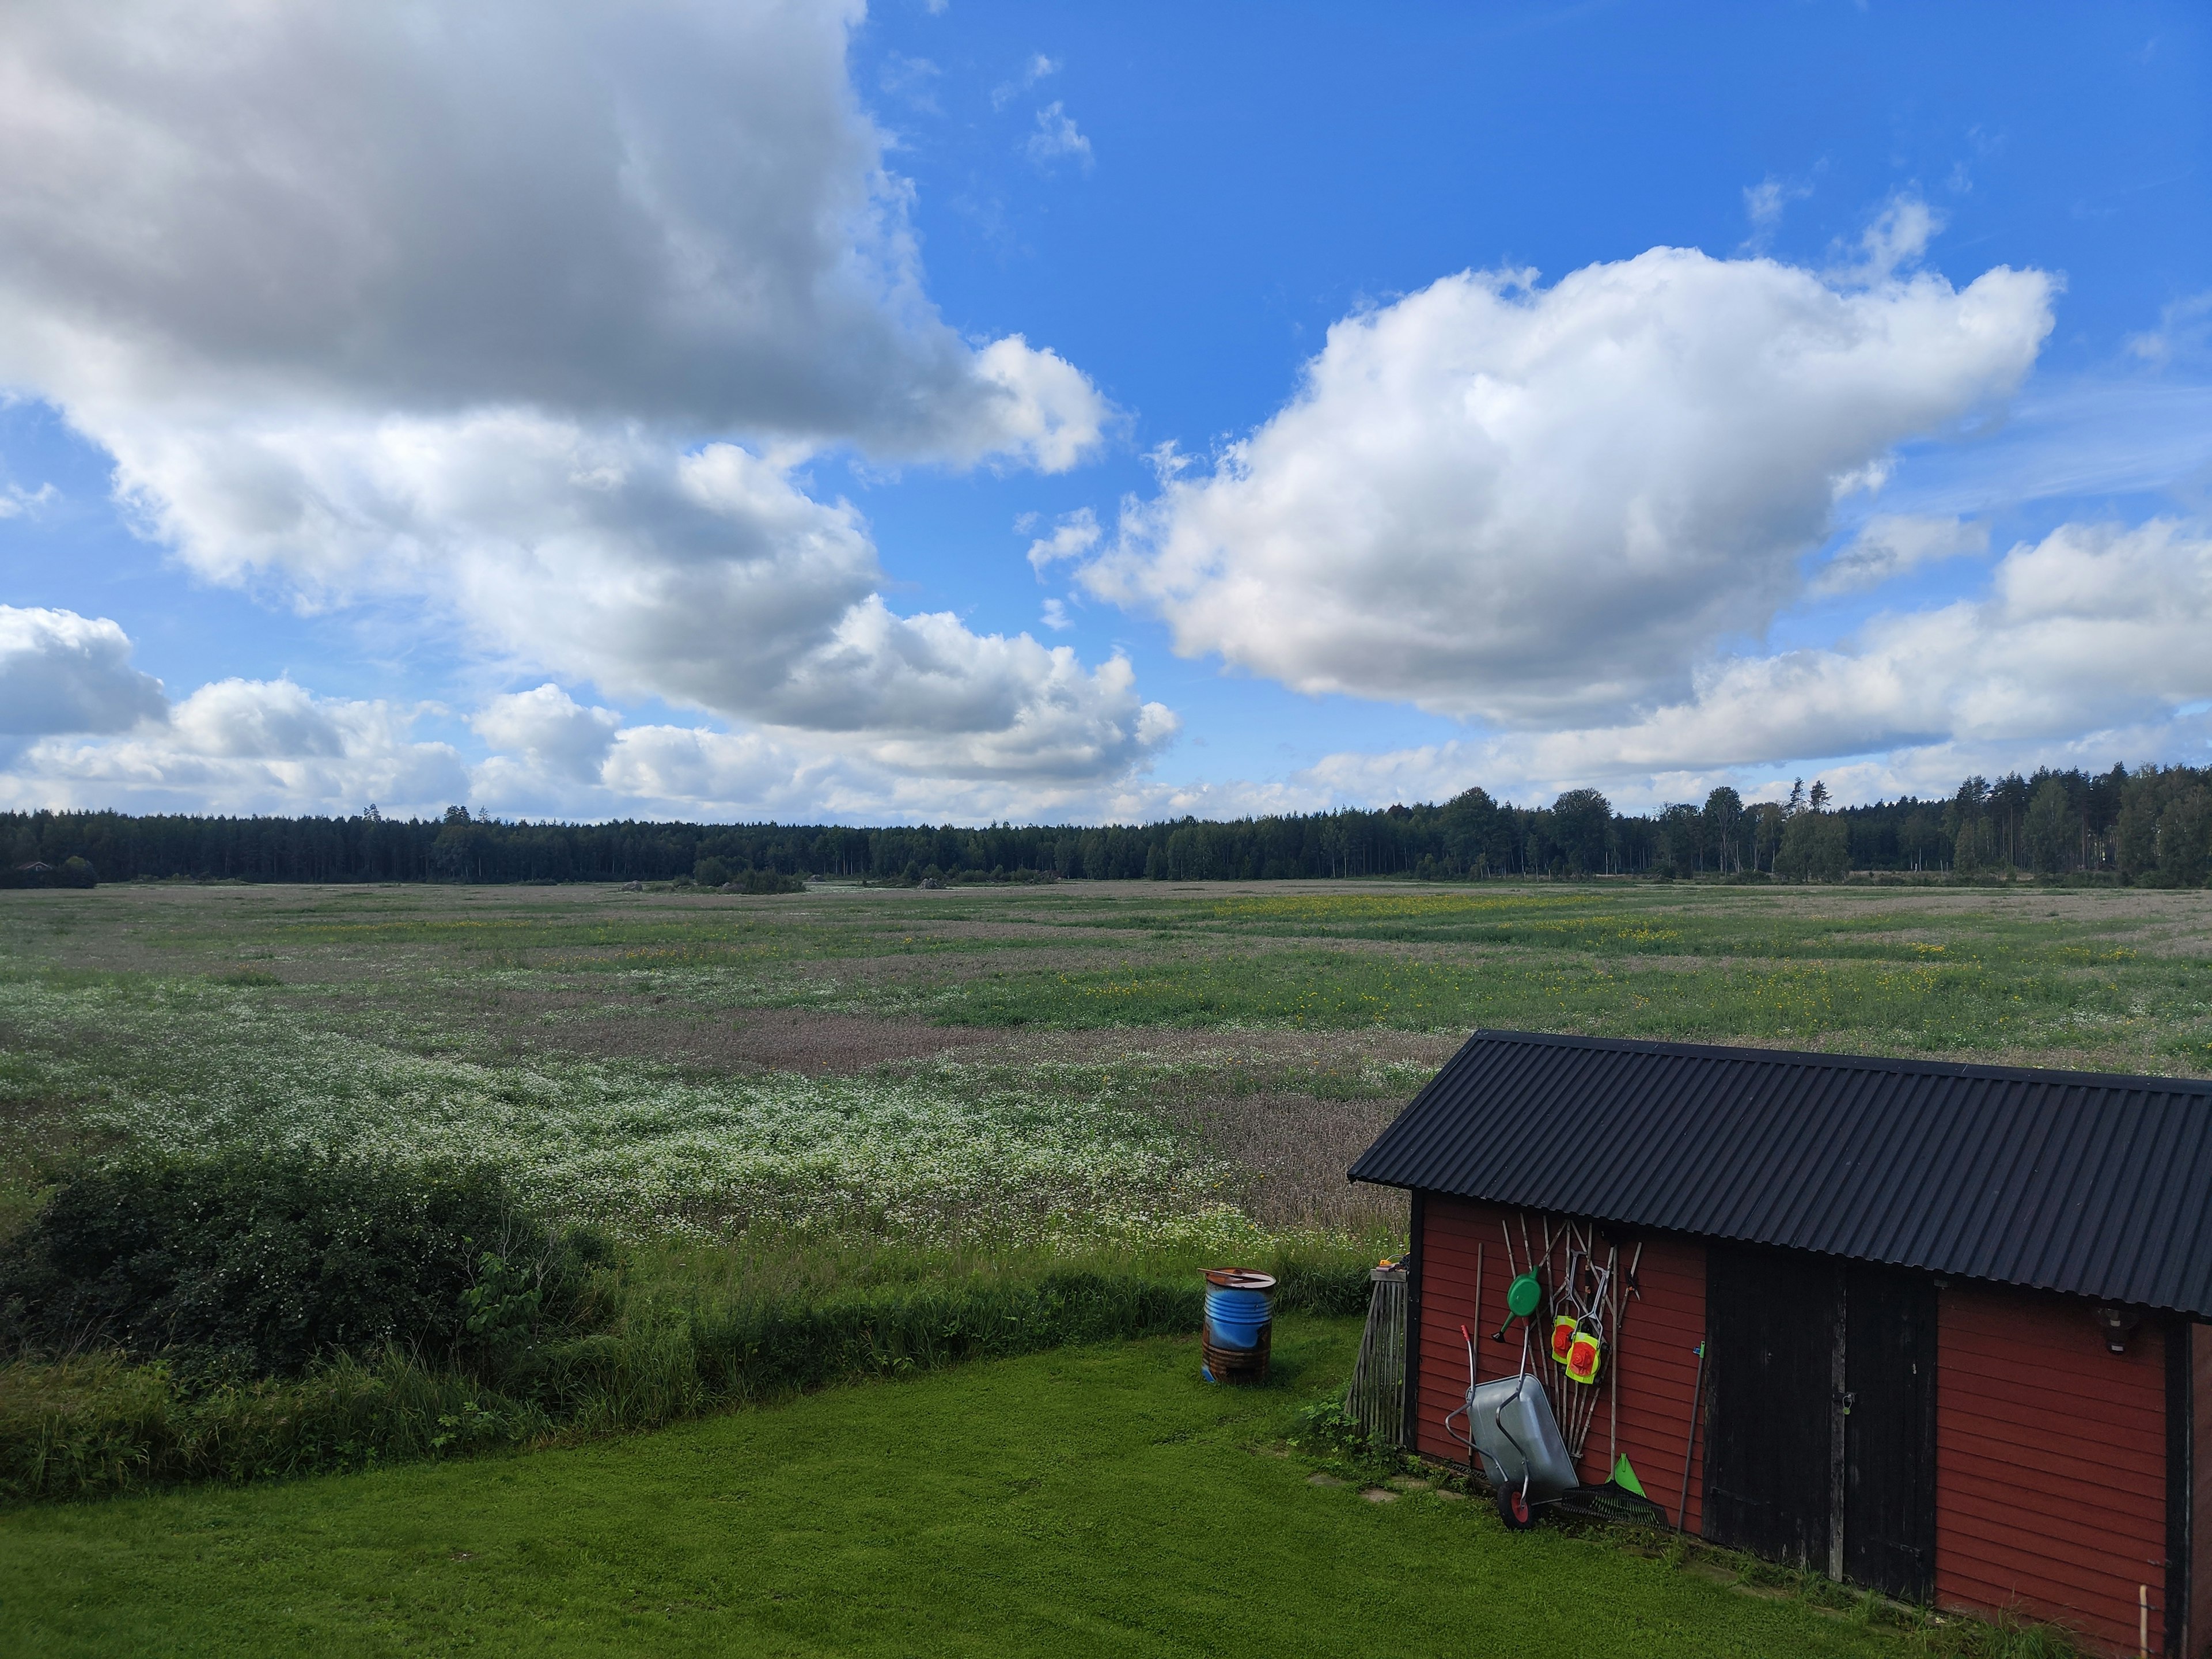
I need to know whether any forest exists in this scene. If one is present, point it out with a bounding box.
[6,762,2211,888]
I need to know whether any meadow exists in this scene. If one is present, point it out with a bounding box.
[3,873,2203,1654]
[8,874,2210,1244]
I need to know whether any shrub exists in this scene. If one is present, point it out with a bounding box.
[0,1350,552,1500]
[0,1218,1376,1500]
[0,1150,601,1380]
[736,869,807,895]
[692,855,732,887]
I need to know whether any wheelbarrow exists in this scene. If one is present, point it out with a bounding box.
[1445,1325,1665,1529]
[1448,1369,1580,1528]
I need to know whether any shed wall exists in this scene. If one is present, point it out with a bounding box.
[2195,1323,2211,1657]
[1936,1283,2168,1656]
[1413,1195,1708,1529]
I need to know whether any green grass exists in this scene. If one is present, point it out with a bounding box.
[0,1319,1925,1658]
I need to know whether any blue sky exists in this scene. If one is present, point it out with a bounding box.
[1,1,2207,823]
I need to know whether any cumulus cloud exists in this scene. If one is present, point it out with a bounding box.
[1811,514,1989,594]
[0,1,1104,464]
[472,684,622,785]
[104,414,1170,783]
[3,679,467,813]
[1080,242,2054,724]
[1549,518,2212,768]
[573,711,1179,825]
[0,605,166,736]
[0,2,1156,805]
[1283,519,2212,809]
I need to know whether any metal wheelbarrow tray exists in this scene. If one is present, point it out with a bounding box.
[1455,1374,1664,1529]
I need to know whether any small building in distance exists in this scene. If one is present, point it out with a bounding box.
[1349,1029,2212,1657]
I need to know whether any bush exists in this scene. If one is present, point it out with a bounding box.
[735,869,807,895]
[0,1349,551,1500]
[0,1212,1380,1504]
[0,1270,1206,1499]
[0,1150,601,1380]
[692,856,732,887]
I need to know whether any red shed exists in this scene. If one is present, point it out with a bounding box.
[1349,1031,2212,1657]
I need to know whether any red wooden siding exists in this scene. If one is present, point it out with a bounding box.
[1936,1283,2168,1656]
[2194,1323,2211,1659]
[1600,1229,1707,1531]
[1410,1195,1506,1466]
[1413,1196,1708,1530]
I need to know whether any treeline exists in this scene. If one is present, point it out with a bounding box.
[5,762,2210,887]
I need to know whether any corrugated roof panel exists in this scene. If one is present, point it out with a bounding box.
[1347,1030,2212,1317]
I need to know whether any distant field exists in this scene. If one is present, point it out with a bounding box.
[0,1319,1937,1659]
[6,876,2212,1244]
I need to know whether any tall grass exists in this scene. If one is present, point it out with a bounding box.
[0,1233,1376,1502]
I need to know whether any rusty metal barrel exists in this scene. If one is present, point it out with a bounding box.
[1200,1267,1276,1383]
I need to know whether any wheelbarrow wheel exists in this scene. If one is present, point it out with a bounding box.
[1495,1484,1536,1529]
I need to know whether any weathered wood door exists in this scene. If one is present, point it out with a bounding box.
[1843,1263,1938,1603]
[1703,1245,1838,1570]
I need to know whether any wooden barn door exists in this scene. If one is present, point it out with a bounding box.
[1704,1245,1838,1569]
[1843,1264,1937,1603]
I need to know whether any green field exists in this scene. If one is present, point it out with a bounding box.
[5,875,2198,1654]
[8,876,2211,1238]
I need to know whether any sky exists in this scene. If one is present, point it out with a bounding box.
[1,0,2207,825]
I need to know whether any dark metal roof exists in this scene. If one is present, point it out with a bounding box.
[1348,1030,2212,1318]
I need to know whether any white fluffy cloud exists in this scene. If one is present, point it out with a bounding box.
[0,1,1104,464]
[1281,518,2212,809]
[100,414,1171,781]
[0,1,1147,804]
[0,605,166,736]
[472,707,1180,826]
[471,684,622,787]
[1543,518,2212,770]
[1081,242,2054,725]
[3,678,467,814]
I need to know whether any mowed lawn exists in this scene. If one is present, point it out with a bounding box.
[0,1321,1911,1659]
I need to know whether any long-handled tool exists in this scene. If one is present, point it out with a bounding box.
[1675,1338,1708,1534]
